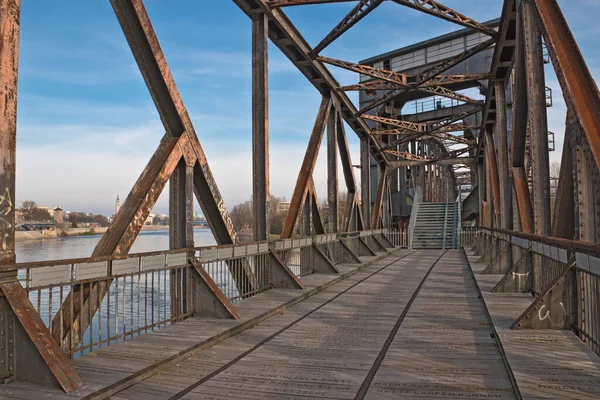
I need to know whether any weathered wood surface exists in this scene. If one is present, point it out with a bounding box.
[0,252,392,399]
[1,249,597,399]
[467,249,600,400]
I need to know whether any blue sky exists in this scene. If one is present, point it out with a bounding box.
[15,0,599,216]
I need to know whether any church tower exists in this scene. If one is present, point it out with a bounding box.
[115,195,121,215]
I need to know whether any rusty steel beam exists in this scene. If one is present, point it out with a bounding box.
[1,282,83,392]
[232,0,388,166]
[54,134,185,348]
[371,166,387,229]
[533,0,600,169]
[379,109,480,152]
[281,97,332,238]
[54,0,249,350]
[0,0,18,266]
[328,104,339,233]
[477,0,516,154]
[271,0,497,37]
[110,0,237,245]
[320,56,481,105]
[552,122,574,239]
[252,12,270,241]
[337,110,358,194]
[384,150,427,161]
[485,127,501,227]
[312,0,384,56]
[390,0,498,37]
[362,114,426,132]
[359,38,495,115]
[360,137,372,225]
[308,178,326,235]
[169,161,195,250]
[319,55,409,84]
[511,4,534,233]
[338,73,490,92]
[495,80,511,230]
[523,0,551,237]
[388,156,475,168]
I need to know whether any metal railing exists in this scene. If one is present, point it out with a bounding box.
[409,96,465,114]
[476,227,600,356]
[458,227,478,247]
[4,229,398,358]
[408,188,423,248]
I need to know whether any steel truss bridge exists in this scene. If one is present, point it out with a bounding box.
[0,0,598,398]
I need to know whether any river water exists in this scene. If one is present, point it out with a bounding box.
[16,229,217,263]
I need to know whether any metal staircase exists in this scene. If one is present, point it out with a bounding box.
[411,202,458,249]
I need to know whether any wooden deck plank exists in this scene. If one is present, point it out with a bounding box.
[466,248,600,400]
[3,248,597,399]
[0,253,399,399]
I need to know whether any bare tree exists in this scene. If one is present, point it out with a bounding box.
[20,200,52,222]
[550,161,561,179]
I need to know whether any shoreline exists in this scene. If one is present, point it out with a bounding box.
[15,226,209,242]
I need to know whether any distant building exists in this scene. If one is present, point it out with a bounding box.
[115,195,121,215]
[53,206,64,224]
[277,202,291,214]
[146,213,155,226]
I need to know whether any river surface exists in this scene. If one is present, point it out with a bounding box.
[16,229,217,263]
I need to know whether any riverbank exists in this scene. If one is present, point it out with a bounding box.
[15,225,172,242]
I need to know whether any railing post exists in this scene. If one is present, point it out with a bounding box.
[252,11,269,242]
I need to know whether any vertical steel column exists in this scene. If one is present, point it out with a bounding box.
[327,105,338,233]
[485,153,494,227]
[524,0,551,293]
[495,81,512,229]
[512,4,535,233]
[524,0,551,236]
[252,12,269,241]
[486,127,502,227]
[0,0,19,266]
[170,162,194,249]
[576,147,596,242]
[360,137,371,226]
[169,162,193,315]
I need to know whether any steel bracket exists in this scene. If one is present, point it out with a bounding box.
[190,259,239,319]
[511,264,577,330]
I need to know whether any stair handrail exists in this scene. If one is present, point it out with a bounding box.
[455,190,462,248]
[408,187,423,249]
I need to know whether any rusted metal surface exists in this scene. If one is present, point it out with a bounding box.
[1,282,83,392]
[320,56,481,105]
[233,0,388,166]
[552,117,574,239]
[0,0,19,266]
[512,167,534,233]
[476,0,516,154]
[252,12,270,241]
[339,74,490,92]
[523,0,551,237]
[362,114,426,133]
[311,0,384,56]
[328,104,339,233]
[53,139,185,348]
[190,259,240,320]
[533,0,600,170]
[111,0,237,245]
[337,109,358,194]
[371,166,387,229]
[485,127,501,227]
[281,97,332,238]
[495,81,512,230]
[360,38,495,114]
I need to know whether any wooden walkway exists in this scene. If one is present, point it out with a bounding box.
[467,249,600,400]
[0,249,598,399]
